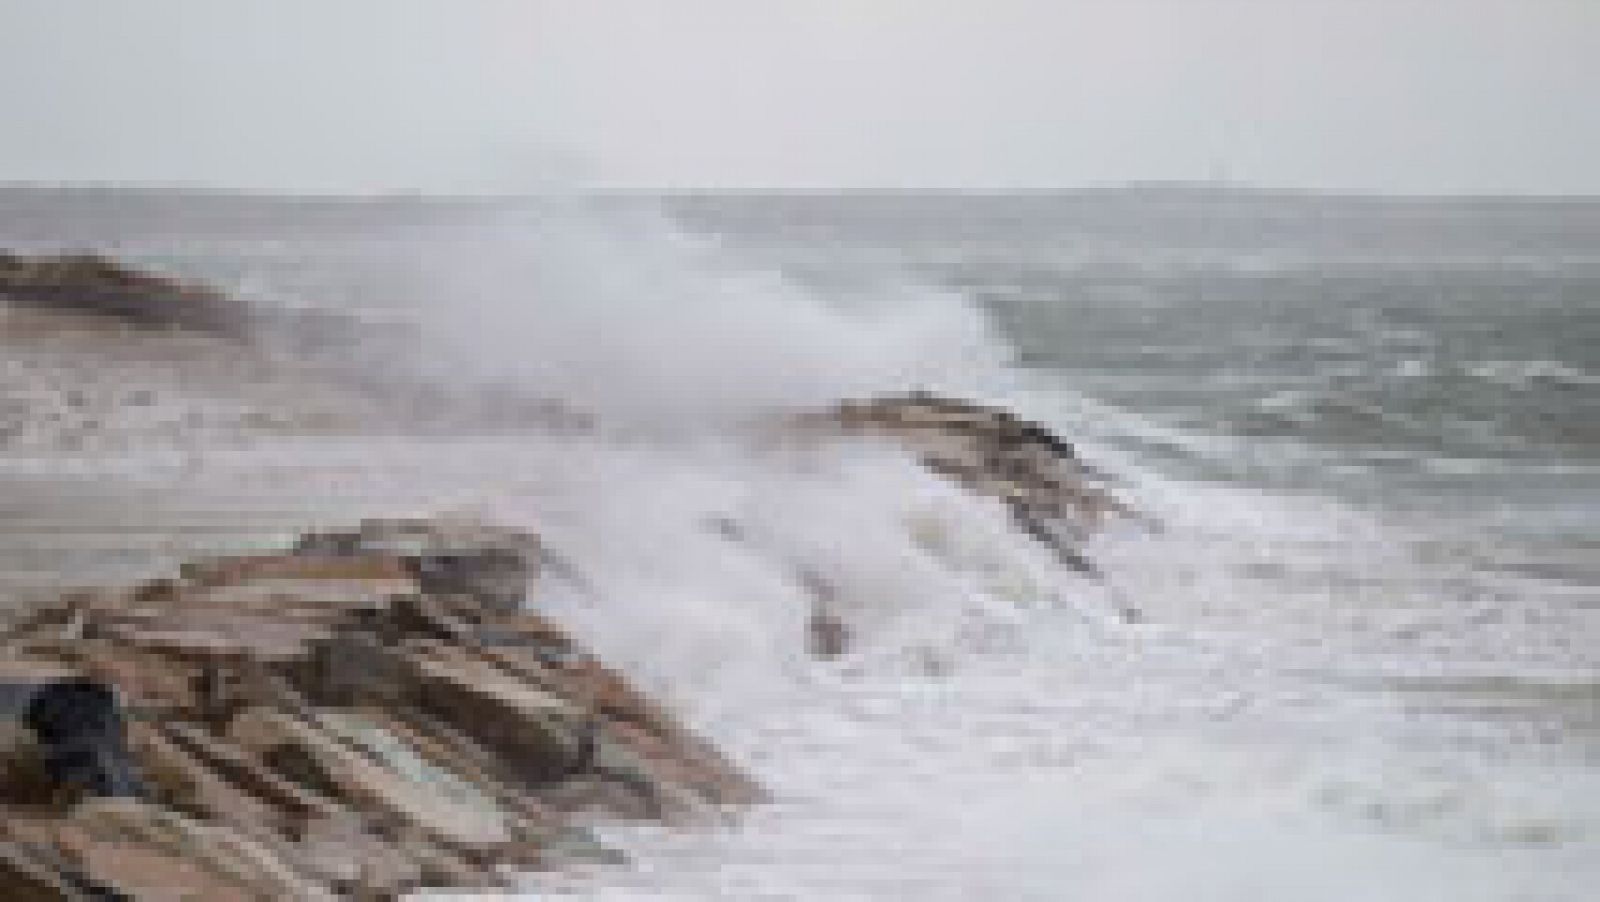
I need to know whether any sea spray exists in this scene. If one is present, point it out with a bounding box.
[344,202,1008,431]
[5,192,1596,900]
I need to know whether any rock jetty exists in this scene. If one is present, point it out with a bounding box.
[2,518,757,899]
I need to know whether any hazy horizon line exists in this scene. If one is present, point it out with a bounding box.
[6,177,1600,205]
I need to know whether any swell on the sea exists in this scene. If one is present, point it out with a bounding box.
[3,198,1597,900]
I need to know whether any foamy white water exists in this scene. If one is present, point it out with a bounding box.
[510,443,1599,901]
[4,192,1597,900]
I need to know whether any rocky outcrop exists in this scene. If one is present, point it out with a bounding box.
[809,392,1138,576]
[0,251,393,362]
[2,518,756,899]
[778,392,1146,645]
[0,251,253,338]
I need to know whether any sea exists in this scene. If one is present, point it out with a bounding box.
[2,186,1597,900]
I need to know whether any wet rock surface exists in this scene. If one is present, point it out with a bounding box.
[811,391,1140,577]
[2,518,758,899]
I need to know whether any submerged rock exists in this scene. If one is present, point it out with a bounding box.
[2,518,756,899]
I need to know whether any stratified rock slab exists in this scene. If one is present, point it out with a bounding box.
[2,518,756,899]
[812,392,1138,574]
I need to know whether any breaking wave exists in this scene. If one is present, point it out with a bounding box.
[4,195,1597,900]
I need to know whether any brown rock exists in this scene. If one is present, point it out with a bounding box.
[1,517,754,897]
[0,251,252,337]
[817,392,1141,579]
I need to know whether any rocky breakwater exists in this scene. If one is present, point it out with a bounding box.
[0,518,758,899]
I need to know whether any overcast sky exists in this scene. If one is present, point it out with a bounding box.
[0,0,1595,195]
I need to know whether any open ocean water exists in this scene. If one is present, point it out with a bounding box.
[2,189,1598,899]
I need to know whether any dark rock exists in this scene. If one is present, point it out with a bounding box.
[23,680,145,801]
[0,251,252,338]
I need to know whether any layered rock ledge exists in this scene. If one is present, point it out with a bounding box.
[811,392,1137,577]
[2,518,757,899]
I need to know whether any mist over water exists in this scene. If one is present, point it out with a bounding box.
[2,191,1597,899]
[361,205,1007,430]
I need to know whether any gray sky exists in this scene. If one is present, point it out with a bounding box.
[1,0,1596,195]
